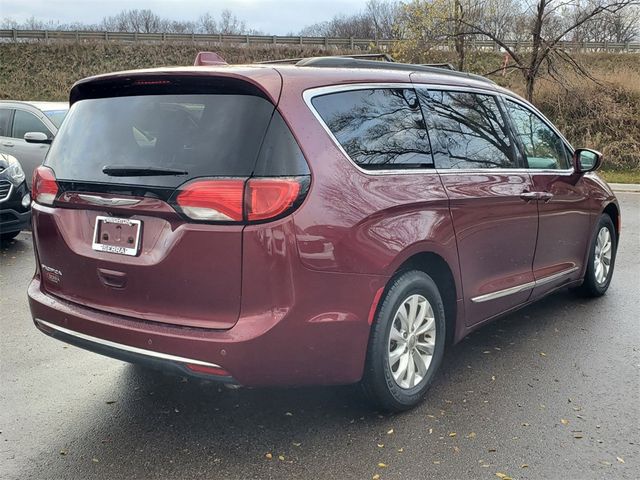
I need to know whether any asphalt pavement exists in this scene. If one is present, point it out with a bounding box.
[1,193,639,480]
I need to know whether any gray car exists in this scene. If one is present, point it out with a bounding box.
[0,101,69,188]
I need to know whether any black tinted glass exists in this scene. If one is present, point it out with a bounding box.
[13,110,51,139]
[253,110,310,177]
[0,109,11,137]
[46,94,275,188]
[505,100,570,170]
[312,88,433,169]
[418,90,515,169]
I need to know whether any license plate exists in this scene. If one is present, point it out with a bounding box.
[92,216,142,256]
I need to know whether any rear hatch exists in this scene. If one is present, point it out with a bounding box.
[32,70,308,329]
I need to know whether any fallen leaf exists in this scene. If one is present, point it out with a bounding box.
[372,475,380,480]
[278,455,285,461]
[377,443,384,448]
[292,442,301,447]
[617,456,625,464]
[387,429,394,435]
[483,351,491,354]
[488,448,497,453]
[539,352,547,356]
[495,473,512,480]
[378,462,388,468]
[466,432,476,439]
[449,432,457,437]
[573,434,583,439]
[491,375,496,381]
[600,460,611,466]
[285,412,293,416]
[397,447,404,453]
[521,464,529,468]
[561,419,569,425]
[59,450,68,456]
[522,423,530,427]
[428,428,433,434]
[92,458,99,463]
[265,453,273,460]
[433,460,441,464]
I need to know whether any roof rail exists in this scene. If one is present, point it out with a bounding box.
[294,56,495,85]
[257,53,396,65]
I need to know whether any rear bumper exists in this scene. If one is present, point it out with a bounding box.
[28,272,386,386]
[34,318,236,383]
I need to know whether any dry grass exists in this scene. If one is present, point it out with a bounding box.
[1,43,638,171]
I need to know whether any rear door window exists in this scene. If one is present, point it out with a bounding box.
[417,89,517,169]
[46,94,276,188]
[13,110,52,139]
[311,88,433,170]
[0,108,13,137]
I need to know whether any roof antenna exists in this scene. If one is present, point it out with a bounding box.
[194,52,228,66]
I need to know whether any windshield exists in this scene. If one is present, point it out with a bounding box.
[43,109,68,128]
[46,94,275,189]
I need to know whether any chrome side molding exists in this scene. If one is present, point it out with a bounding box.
[471,266,580,303]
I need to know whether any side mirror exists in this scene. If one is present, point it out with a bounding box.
[24,132,52,144]
[573,148,603,174]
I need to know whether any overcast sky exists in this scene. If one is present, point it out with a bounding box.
[0,0,371,34]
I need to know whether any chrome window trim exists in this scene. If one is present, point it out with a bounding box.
[303,82,577,176]
[35,319,223,369]
[471,266,580,303]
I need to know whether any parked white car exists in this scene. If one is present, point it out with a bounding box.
[0,101,69,188]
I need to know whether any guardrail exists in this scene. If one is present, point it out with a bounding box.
[1,29,639,52]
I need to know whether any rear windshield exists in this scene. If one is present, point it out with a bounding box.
[46,94,275,188]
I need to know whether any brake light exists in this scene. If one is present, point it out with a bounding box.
[176,179,245,221]
[174,177,307,223]
[246,178,302,221]
[31,166,59,206]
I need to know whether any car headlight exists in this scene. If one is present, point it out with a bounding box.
[4,156,25,186]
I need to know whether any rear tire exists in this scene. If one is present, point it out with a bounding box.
[361,270,446,412]
[575,214,617,297]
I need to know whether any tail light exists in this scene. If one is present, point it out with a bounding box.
[246,178,302,221]
[176,179,244,221]
[32,166,59,206]
[174,177,308,223]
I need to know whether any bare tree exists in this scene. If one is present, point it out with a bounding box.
[455,0,639,99]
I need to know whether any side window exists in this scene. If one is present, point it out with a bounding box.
[12,110,52,140]
[418,89,516,169]
[505,100,570,170]
[0,109,12,137]
[311,88,433,170]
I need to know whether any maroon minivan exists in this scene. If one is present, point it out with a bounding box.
[28,56,620,411]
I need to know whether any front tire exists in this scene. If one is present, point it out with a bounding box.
[576,214,617,297]
[361,270,446,412]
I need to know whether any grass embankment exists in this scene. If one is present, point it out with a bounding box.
[1,43,638,179]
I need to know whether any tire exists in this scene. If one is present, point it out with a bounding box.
[0,231,20,243]
[575,214,617,297]
[361,270,446,412]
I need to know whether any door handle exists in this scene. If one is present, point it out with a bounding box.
[538,192,554,202]
[520,191,539,201]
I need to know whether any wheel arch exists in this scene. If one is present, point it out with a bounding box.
[602,202,620,241]
[391,251,459,345]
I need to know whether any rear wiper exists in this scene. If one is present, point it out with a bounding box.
[102,165,189,177]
